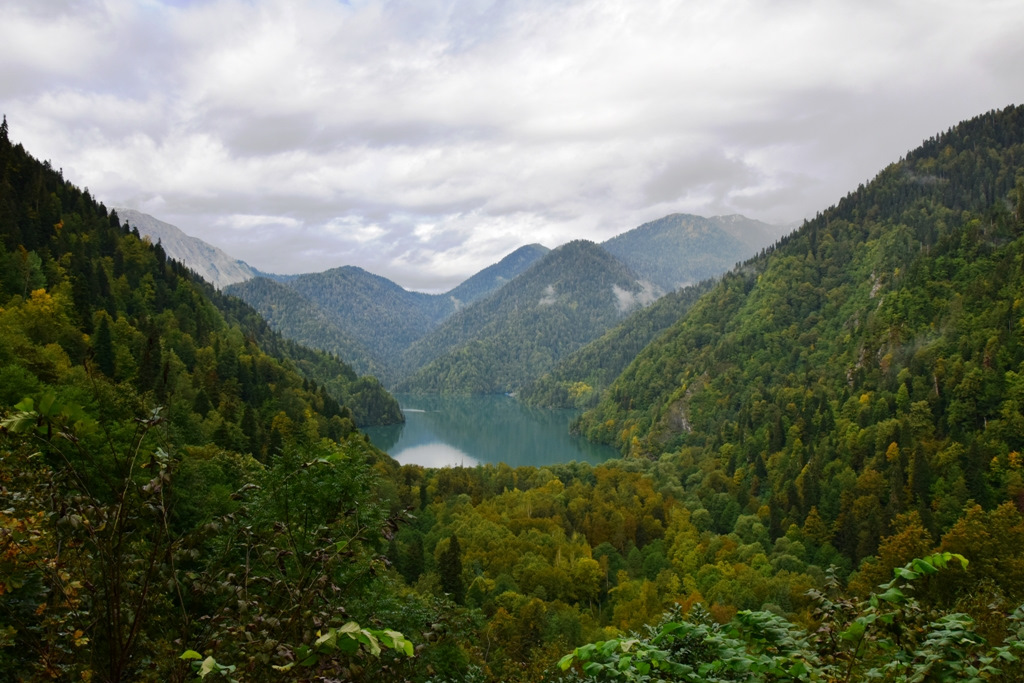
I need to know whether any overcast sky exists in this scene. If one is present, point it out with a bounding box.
[2,0,1023,290]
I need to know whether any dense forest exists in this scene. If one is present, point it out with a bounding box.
[522,278,716,410]
[398,240,657,395]
[4,105,1024,682]
[227,245,549,385]
[225,275,390,382]
[578,105,1024,557]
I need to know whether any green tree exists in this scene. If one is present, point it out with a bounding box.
[92,314,116,378]
[440,534,465,604]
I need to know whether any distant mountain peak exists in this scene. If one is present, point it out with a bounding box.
[601,213,787,291]
[116,208,257,289]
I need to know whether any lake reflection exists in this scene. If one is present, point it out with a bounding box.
[364,394,616,468]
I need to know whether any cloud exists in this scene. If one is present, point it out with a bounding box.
[2,0,1023,290]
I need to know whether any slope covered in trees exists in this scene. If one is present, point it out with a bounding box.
[225,275,388,380]
[578,104,1024,561]
[445,243,550,306]
[521,278,716,409]
[397,240,659,394]
[0,125,398,431]
[227,243,549,385]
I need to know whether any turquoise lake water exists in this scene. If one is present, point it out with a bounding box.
[363,394,617,468]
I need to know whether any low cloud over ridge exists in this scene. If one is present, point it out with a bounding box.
[2,0,1022,290]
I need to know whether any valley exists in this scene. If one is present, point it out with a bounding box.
[3,106,1024,681]
[126,207,781,393]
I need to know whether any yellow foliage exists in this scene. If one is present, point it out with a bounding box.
[885,441,901,462]
[568,382,592,400]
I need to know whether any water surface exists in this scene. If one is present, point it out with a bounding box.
[364,394,617,468]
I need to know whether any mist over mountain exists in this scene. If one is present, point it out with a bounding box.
[521,277,717,409]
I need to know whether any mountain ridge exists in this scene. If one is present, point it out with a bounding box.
[116,208,258,289]
[576,103,1024,558]
[601,213,785,291]
[397,239,658,394]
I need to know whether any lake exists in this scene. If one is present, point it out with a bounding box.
[363,394,618,468]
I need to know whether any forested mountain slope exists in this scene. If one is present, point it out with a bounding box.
[521,278,716,409]
[0,119,400,435]
[227,243,548,384]
[397,240,659,394]
[601,213,783,291]
[225,275,387,380]
[445,243,550,306]
[284,265,443,360]
[579,104,1024,557]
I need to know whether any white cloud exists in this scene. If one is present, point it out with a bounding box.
[2,0,1022,290]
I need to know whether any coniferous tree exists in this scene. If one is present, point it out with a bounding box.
[439,534,465,604]
[92,315,115,378]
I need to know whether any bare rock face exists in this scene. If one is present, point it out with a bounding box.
[116,208,257,289]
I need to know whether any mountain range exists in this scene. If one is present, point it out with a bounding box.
[5,100,1024,683]
[397,239,660,394]
[119,208,783,392]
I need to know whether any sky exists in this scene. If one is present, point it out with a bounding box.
[2,0,1023,291]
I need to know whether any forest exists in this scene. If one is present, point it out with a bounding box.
[3,106,1024,682]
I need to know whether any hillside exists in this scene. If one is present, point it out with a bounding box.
[578,104,1024,556]
[225,275,386,379]
[397,240,659,394]
[601,213,783,291]
[117,208,258,288]
[521,277,716,409]
[227,243,548,383]
[445,243,550,306]
[0,127,399,431]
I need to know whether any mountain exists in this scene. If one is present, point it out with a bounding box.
[520,277,716,409]
[223,275,386,380]
[0,123,401,439]
[255,265,437,373]
[445,243,550,306]
[397,240,659,394]
[226,243,549,384]
[577,104,1024,557]
[601,213,784,291]
[116,208,258,289]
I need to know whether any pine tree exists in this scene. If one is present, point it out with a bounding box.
[93,315,116,378]
[439,535,464,604]
[137,333,162,392]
